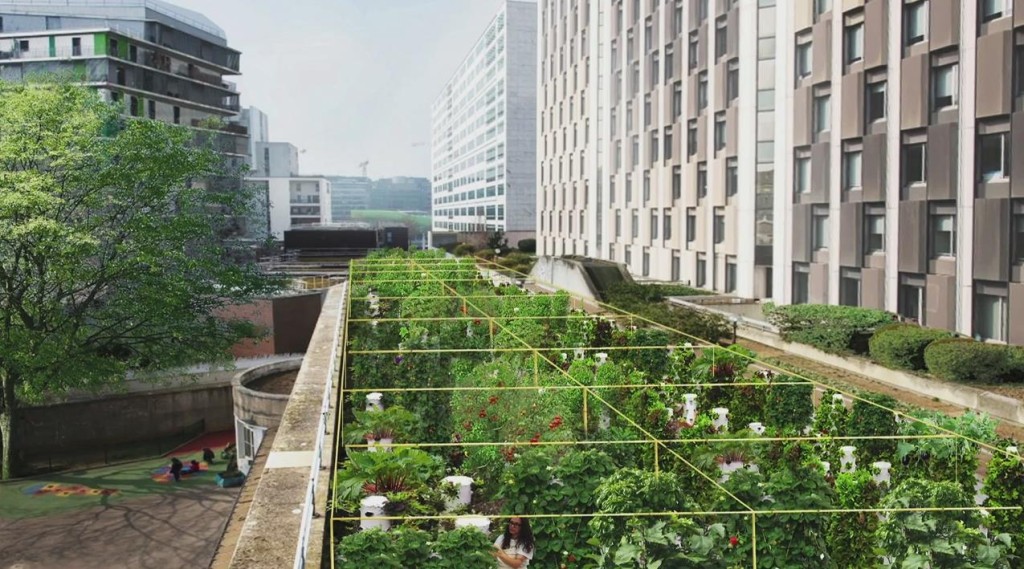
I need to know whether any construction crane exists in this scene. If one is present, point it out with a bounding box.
[358,160,369,177]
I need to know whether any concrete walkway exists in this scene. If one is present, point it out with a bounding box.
[0,485,238,569]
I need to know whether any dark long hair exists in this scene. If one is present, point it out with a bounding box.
[500,517,535,554]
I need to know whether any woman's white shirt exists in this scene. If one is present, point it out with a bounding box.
[493,536,533,568]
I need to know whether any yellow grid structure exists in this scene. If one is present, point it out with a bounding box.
[329,254,1021,568]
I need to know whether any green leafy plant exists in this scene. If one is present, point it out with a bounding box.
[764,374,813,432]
[812,389,849,467]
[345,406,421,443]
[826,470,882,568]
[982,446,1024,555]
[335,528,431,569]
[868,323,951,371]
[763,303,896,355]
[847,393,899,464]
[333,448,442,503]
[924,338,1022,383]
[517,238,536,253]
[427,527,495,569]
[894,411,996,494]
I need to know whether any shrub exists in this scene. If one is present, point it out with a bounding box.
[763,303,896,355]
[452,242,476,257]
[924,338,1016,383]
[868,323,951,371]
[517,238,536,253]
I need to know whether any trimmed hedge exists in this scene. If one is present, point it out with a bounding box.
[452,243,476,257]
[868,323,952,371]
[923,338,1024,383]
[763,303,896,355]
[517,238,536,253]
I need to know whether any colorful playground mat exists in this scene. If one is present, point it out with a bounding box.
[0,430,236,519]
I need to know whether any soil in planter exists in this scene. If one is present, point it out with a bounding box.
[247,370,298,395]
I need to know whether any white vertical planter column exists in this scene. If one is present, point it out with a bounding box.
[872,461,891,485]
[840,446,857,473]
[683,394,698,424]
[712,408,729,432]
[748,422,765,435]
[821,461,831,475]
[360,495,390,531]
[595,352,608,366]
[719,460,746,483]
[442,475,474,511]
[831,393,846,408]
[366,392,384,412]
[454,516,491,533]
[574,347,585,360]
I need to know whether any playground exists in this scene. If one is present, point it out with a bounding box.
[0,431,239,569]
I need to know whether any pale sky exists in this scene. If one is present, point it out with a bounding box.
[170,0,509,178]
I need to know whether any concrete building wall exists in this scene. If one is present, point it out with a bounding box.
[254,177,332,239]
[254,142,299,178]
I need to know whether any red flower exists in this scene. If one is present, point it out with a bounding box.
[479,410,487,418]
[729,536,739,547]
[474,319,482,325]
[463,421,473,431]
[489,396,499,405]
[567,553,577,562]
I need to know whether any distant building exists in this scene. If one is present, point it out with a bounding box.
[369,177,430,213]
[430,0,536,244]
[249,176,332,240]
[234,106,269,169]
[327,176,370,222]
[254,142,299,178]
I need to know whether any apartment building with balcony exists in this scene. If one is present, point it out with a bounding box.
[539,0,1024,343]
[430,0,537,244]
[248,176,332,240]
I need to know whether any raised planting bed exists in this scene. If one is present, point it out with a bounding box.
[329,250,1023,569]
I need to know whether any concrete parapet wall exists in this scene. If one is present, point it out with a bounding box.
[530,256,603,300]
[232,358,302,429]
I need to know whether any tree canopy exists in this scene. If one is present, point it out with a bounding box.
[0,81,278,478]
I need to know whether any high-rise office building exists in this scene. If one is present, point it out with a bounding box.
[370,177,431,213]
[430,0,537,244]
[328,176,371,222]
[539,0,1023,343]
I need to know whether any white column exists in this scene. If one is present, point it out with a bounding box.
[884,0,904,312]
[956,1,977,336]
[774,0,794,302]
[736,0,759,298]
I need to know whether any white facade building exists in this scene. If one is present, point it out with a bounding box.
[249,177,332,239]
[430,0,537,244]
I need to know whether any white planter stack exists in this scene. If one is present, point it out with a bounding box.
[821,461,831,475]
[718,460,745,483]
[366,392,384,412]
[454,516,491,534]
[831,393,847,408]
[598,409,611,431]
[683,394,698,424]
[711,407,729,432]
[574,348,585,360]
[595,352,608,366]
[872,461,891,485]
[748,422,765,435]
[442,475,474,511]
[360,495,390,531]
[840,446,857,473]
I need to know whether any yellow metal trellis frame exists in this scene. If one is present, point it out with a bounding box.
[330,254,1022,569]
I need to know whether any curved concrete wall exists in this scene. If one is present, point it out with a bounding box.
[232,358,302,428]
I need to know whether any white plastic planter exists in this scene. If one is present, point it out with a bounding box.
[366,436,377,452]
[683,394,698,424]
[442,475,474,511]
[1008,446,1019,454]
[595,352,608,366]
[574,348,585,360]
[366,392,384,412]
[711,407,729,432]
[840,446,857,473]
[598,409,611,431]
[454,515,491,533]
[872,461,892,485]
[831,393,846,408]
[360,495,390,531]
[718,460,745,483]
[820,461,831,475]
[748,422,765,435]
[378,437,393,452]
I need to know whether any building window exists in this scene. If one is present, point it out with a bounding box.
[846,21,864,64]
[664,126,673,160]
[814,0,832,17]
[689,31,699,71]
[665,43,675,81]
[643,170,651,202]
[975,285,1008,342]
[71,37,82,57]
[664,209,672,240]
[697,162,708,198]
[652,51,660,85]
[980,0,1009,23]
[686,208,697,245]
[864,206,885,254]
[650,130,659,162]
[632,209,639,238]
[840,268,862,306]
[696,255,707,287]
[1015,201,1024,263]
[626,172,634,202]
[932,63,958,110]
[725,257,737,293]
[129,95,140,117]
[795,151,811,194]
[929,203,956,258]
[726,158,738,197]
[715,16,728,59]
[687,119,698,157]
[698,72,708,111]
[616,210,622,237]
[642,248,650,276]
[632,135,640,167]
[626,100,635,131]
[650,210,659,240]
[714,112,726,152]
[644,94,652,127]
[673,81,683,120]
[979,131,1010,181]
[625,245,633,266]
[173,106,181,124]
[672,252,681,281]
[899,275,925,322]
[645,16,653,51]
[814,93,831,134]
[903,142,926,187]
[793,263,810,304]
[812,206,830,250]
[795,41,812,79]
[147,100,155,120]
[18,39,29,52]
[714,208,725,244]
[905,1,928,45]
[866,80,887,122]
[727,60,739,103]
[844,149,863,191]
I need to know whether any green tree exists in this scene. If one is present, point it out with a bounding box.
[0,81,276,478]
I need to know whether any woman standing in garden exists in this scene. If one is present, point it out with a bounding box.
[492,517,535,568]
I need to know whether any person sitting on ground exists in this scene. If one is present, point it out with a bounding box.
[189,460,202,474]
[202,447,216,464]
[169,457,183,482]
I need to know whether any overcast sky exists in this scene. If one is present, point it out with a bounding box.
[170,0,509,178]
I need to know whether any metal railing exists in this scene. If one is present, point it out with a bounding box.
[294,282,346,569]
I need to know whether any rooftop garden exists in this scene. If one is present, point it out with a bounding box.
[329,250,1023,569]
